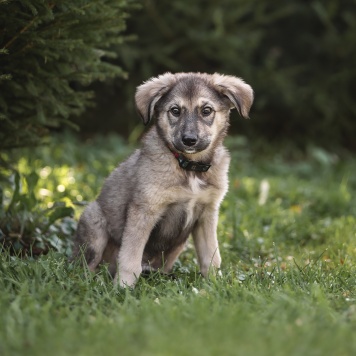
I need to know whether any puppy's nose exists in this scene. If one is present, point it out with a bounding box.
[182,134,197,147]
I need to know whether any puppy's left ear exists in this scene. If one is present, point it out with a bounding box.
[135,73,177,125]
[212,74,254,118]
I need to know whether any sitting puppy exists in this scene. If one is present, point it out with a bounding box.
[73,72,254,287]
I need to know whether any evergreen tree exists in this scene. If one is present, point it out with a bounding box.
[0,0,137,149]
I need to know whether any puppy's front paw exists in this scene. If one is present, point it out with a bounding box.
[114,268,141,288]
[200,265,222,279]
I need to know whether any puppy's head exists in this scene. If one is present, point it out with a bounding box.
[135,72,253,155]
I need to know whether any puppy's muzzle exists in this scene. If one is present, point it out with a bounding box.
[182,133,198,147]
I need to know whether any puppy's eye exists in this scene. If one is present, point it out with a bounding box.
[170,107,181,117]
[201,107,213,116]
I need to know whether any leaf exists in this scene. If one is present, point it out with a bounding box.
[0,186,3,216]
[47,206,74,228]
[25,172,40,208]
[48,234,64,249]
[6,171,21,213]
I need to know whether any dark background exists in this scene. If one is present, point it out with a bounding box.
[76,0,356,150]
[1,0,355,150]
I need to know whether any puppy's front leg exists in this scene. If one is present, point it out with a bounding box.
[192,208,221,277]
[115,203,160,288]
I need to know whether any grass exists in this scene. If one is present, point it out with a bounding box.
[1,133,356,355]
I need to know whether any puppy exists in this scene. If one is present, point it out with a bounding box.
[73,72,254,287]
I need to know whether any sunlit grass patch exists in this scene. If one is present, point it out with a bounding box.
[0,134,135,254]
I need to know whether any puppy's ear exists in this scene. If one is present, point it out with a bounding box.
[212,74,254,118]
[135,73,176,125]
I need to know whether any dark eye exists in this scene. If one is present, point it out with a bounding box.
[202,106,213,116]
[170,106,181,117]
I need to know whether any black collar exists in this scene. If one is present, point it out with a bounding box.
[171,151,211,172]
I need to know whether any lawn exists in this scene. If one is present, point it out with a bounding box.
[1,133,356,356]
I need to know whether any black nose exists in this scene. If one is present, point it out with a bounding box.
[182,134,197,147]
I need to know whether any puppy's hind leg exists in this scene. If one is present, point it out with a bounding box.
[162,243,186,274]
[101,240,120,277]
[73,201,109,272]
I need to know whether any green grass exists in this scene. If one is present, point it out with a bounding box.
[1,133,356,355]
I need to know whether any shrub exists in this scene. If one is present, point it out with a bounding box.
[0,169,76,255]
[0,0,137,149]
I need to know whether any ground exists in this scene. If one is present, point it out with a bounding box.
[1,133,355,355]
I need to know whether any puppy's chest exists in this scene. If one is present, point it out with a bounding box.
[182,175,213,227]
[151,175,218,243]
[154,174,221,229]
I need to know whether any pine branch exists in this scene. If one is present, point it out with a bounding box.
[0,0,137,149]
[4,17,37,49]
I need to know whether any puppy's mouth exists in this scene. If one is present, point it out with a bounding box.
[172,140,210,155]
[172,144,203,155]
[183,148,197,154]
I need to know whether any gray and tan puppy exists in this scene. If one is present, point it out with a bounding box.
[73,72,254,287]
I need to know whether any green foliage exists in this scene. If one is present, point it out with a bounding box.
[89,0,356,148]
[0,133,134,254]
[0,0,137,149]
[1,133,356,354]
[0,169,76,255]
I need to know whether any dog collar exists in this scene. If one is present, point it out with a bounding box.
[171,151,211,172]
